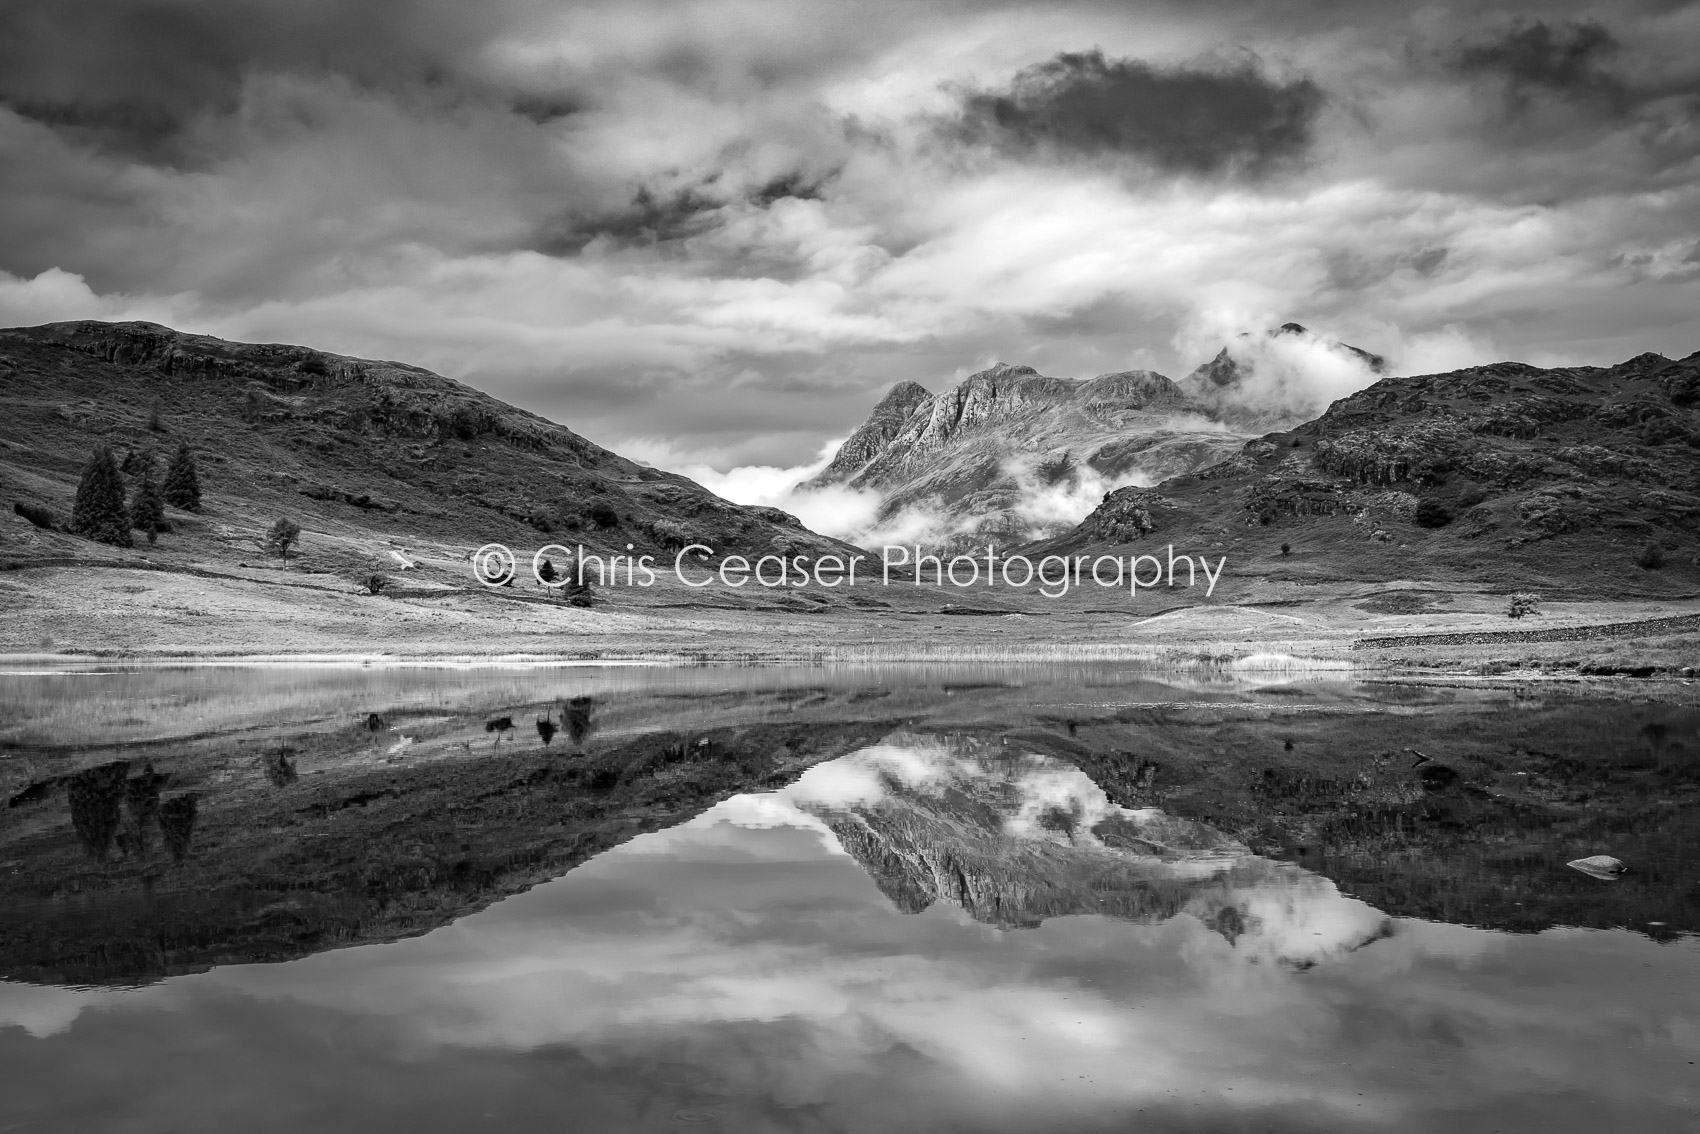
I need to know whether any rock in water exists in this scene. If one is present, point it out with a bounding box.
[1567,855,1627,880]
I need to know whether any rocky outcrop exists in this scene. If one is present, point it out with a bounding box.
[808,380,933,486]
[1081,487,1160,541]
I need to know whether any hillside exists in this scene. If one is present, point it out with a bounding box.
[1038,349,1700,595]
[806,325,1382,550]
[0,320,856,582]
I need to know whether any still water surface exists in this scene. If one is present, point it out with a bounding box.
[0,664,1696,1131]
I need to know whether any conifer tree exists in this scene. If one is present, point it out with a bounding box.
[71,447,133,547]
[130,458,166,543]
[162,442,201,511]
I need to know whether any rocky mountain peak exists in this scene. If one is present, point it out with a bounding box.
[807,379,935,488]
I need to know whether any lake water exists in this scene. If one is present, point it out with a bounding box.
[1,664,1696,1132]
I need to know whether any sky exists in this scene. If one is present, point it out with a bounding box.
[2,0,1699,485]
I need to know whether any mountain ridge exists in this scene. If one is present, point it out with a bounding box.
[0,319,863,579]
[805,324,1381,549]
[1036,347,1700,593]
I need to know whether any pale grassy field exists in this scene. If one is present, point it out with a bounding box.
[1,562,1696,678]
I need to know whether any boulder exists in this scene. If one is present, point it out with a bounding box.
[1566,855,1627,880]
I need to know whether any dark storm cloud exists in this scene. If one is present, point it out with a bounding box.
[0,0,562,164]
[534,183,731,255]
[952,48,1326,176]
[510,96,586,126]
[751,171,827,206]
[1451,18,1626,109]
[532,170,831,256]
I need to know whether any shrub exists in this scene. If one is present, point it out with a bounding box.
[260,750,298,786]
[564,565,595,607]
[162,443,201,511]
[1414,499,1453,528]
[363,573,389,595]
[71,447,133,547]
[266,517,302,561]
[1280,542,1291,556]
[587,501,619,529]
[1637,542,1666,570]
[1506,593,1541,620]
[13,501,56,531]
[563,697,596,747]
[648,518,690,549]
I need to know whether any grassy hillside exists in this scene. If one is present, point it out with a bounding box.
[0,320,857,584]
[1037,349,1700,598]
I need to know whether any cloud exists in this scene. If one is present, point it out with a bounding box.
[1003,451,1154,535]
[1451,18,1624,109]
[1,0,1698,481]
[623,435,885,540]
[952,48,1326,176]
[1180,320,1386,420]
[0,0,521,166]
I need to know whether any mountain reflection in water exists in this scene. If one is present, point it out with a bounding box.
[2,730,1696,1134]
[793,735,1393,966]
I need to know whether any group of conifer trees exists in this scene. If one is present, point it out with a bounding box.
[71,442,201,547]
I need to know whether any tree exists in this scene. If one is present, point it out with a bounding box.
[1637,542,1666,570]
[71,447,133,547]
[159,794,199,863]
[162,442,201,511]
[130,459,167,543]
[1506,593,1541,620]
[557,556,595,607]
[69,762,130,860]
[267,517,301,561]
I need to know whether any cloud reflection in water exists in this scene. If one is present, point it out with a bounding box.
[0,735,1696,1133]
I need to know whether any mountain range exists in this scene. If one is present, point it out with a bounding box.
[806,323,1387,549]
[4,317,1696,602]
